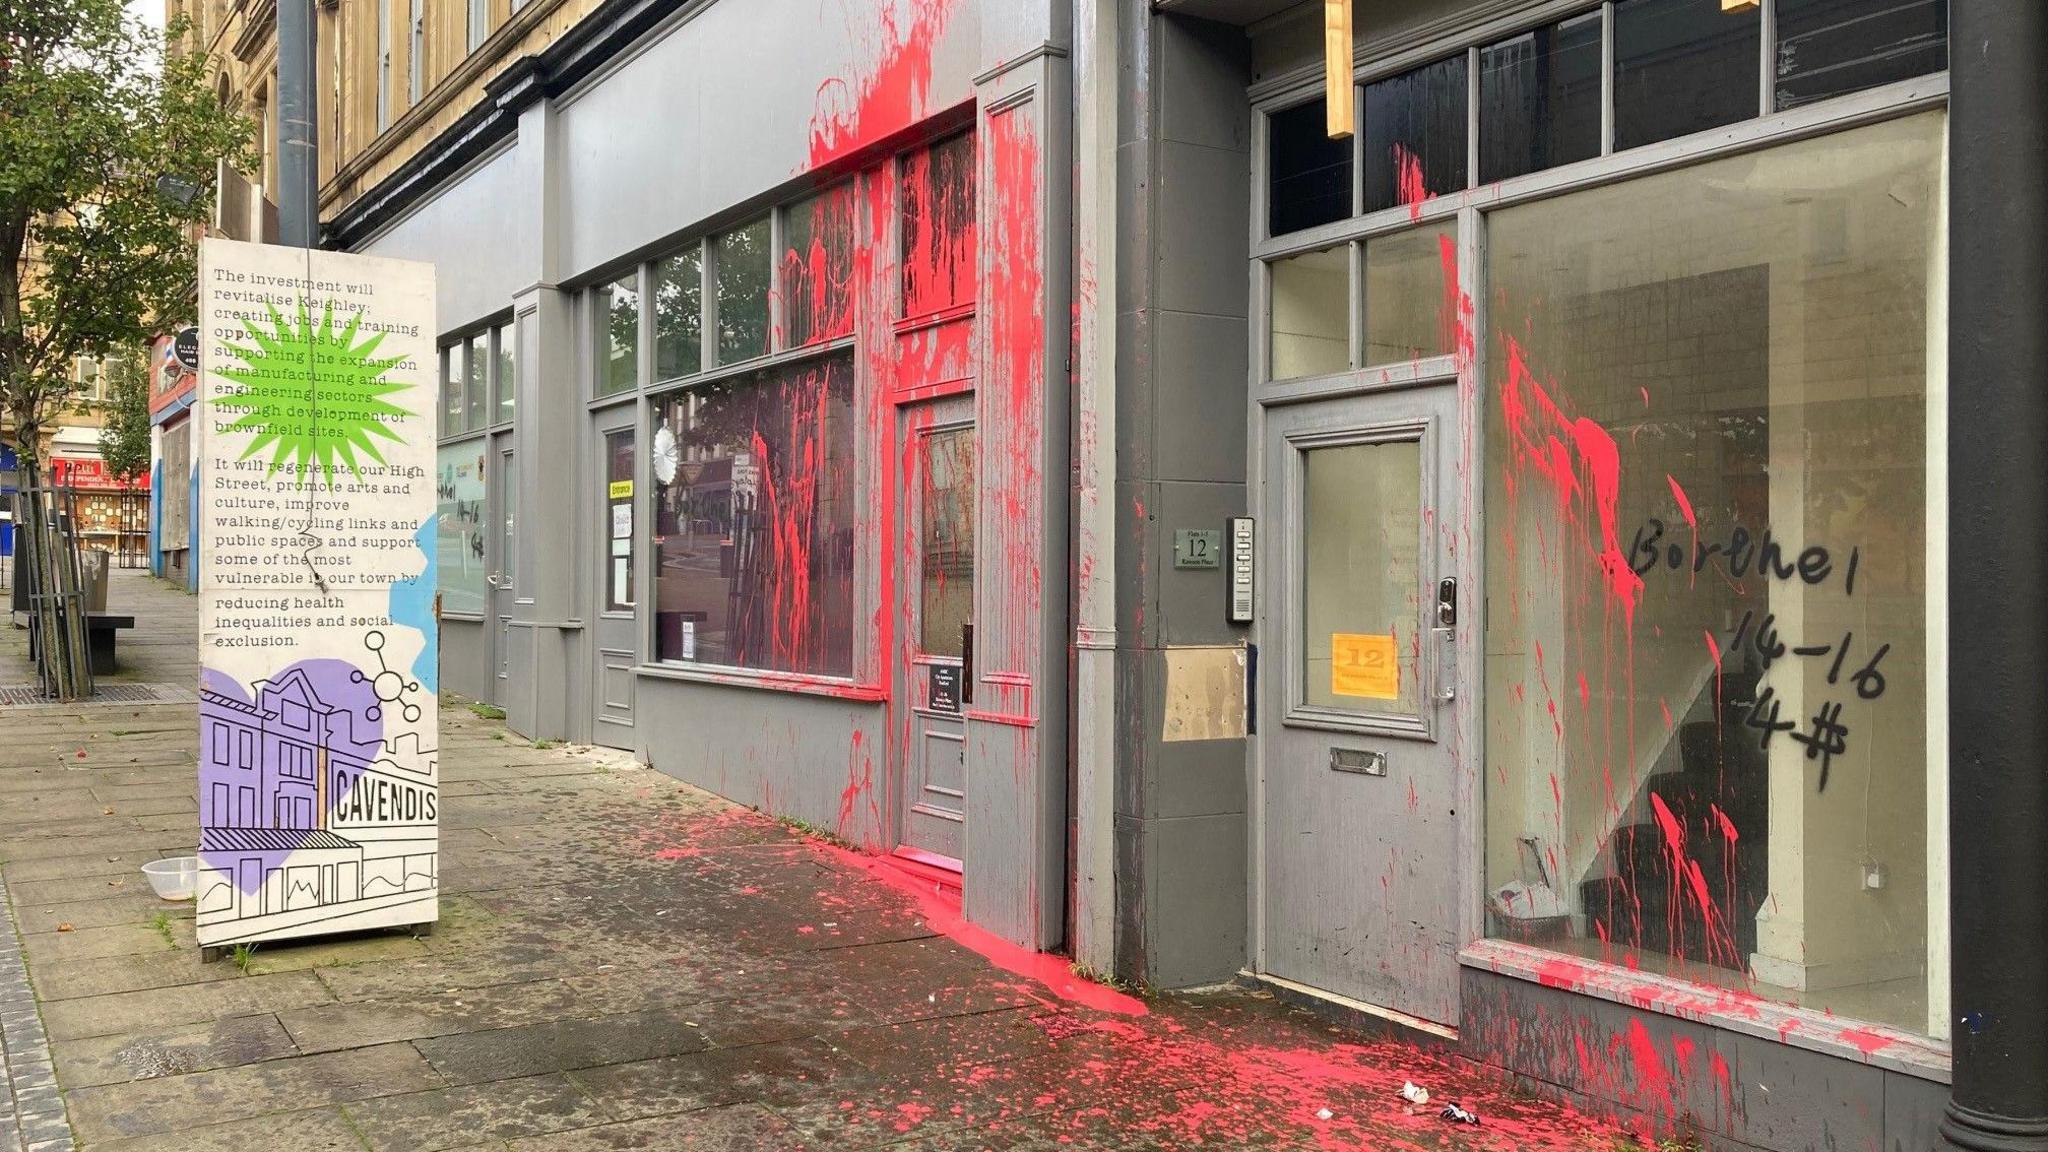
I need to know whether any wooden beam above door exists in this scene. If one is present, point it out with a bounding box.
[1325,0,1354,138]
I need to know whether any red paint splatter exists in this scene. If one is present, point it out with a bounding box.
[1393,143,1427,221]
[807,0,963,171]
[1666,474,1698,589]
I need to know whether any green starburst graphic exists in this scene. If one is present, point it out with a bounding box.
[216,302,414,486]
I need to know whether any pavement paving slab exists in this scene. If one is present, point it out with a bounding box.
[0,570,1643,1152]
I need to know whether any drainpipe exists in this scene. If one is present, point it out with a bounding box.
[1942,2,2048,1149]
[1069,0,1118,976]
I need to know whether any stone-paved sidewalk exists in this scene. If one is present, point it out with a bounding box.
[0,572,1639,1151]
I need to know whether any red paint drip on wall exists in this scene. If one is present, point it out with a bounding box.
[807,0,962,171]
[809,839,1147,1016]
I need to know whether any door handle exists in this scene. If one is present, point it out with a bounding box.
[1434,576,1457,703]
[960,622,974,706]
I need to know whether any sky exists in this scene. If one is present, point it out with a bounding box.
[128,0,162,31]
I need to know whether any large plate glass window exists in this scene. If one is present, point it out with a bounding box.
[1481,112,1946,1038]
[650,352,856,676]
[596,273,640,397]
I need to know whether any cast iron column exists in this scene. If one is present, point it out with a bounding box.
[275,0,318,247]
[1943,1,2048,1149]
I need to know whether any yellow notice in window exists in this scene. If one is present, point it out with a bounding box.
[1331,633,1399,700]
[608,480,633,500]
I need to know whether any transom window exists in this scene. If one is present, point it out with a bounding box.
[1267,0,1947,238]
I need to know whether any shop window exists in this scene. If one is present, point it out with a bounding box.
[435,441,488,615]
[1269,246,1348,380]
[1481,113,1944,1037]
[603,429,635,613]
[901,132,976,318]
[650,352,856,676]
[1613,0,1761,150]
[1363,219,1457,365]
[440,345,463,433]
[785,183,857,346]
[596,273,639,397]
[493,324,514,423]
[1479,11,1602,184]
[715,218,771,364]
[1362,55,1467,215]
[465,332,487,431]
[919,425,975,658]
[653,244,702,382]
[1774,0,1947,111]
[1268,97,1351,237]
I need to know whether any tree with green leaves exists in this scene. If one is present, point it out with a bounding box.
[0,0,253,476]
[96,351,152,483]
[2,0,251,697]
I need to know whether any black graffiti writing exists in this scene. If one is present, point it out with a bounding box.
[1629,518,1859,594]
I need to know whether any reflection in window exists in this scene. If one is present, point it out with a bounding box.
[604,430,635,613]
[435,442,488,614]
[919,426,975,657]
[651,353,856,676]
[901,133,976,318]
[494,324,514,422]
[1302,438,1422,714]
[786,183,857,346]
[1364,220,1457,366]
[654,245,702,381]
[1480,11,1602,183]
[466,333,487,430]
[1270,246,1348,380]
[1363,55,1468,215]
[1268,97,1351,236]
[1482,113,1944,1036]
[716,219,772,364]
[1774,0,1947,111]
[1613,0,1761,150]
[597,274,639,396]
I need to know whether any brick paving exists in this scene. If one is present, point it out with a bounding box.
[0,569,1635,1151]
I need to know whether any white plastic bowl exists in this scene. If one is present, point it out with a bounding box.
[140,856,198,901]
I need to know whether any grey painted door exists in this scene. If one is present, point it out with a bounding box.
[591,410,637,749]
[893,396,975,867]
[491,442,517,698]
[1256,382,1463,1027]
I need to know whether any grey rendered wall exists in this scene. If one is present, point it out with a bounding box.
[359,140,531,333]
[440,618,490,700]
[552,0,983,283]
[1459,969,1947,1152]
[1113,7,1254,989]
[636,680,890,848]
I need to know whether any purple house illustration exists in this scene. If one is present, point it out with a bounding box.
[199,665,376,920]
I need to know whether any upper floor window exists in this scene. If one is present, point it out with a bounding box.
[901,132,976,319]
[468,0,489,52]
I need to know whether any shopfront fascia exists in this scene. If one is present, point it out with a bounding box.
[345,0,1073,951]
[1240,0,1953,1142]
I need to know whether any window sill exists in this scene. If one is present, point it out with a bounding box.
[894,303,976,336]
[634,662,887,703]
[1459,938,1951,1083]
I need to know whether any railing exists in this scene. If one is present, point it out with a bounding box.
[15,476,96,700]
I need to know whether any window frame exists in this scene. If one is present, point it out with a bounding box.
[1247,2,1952,1075]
